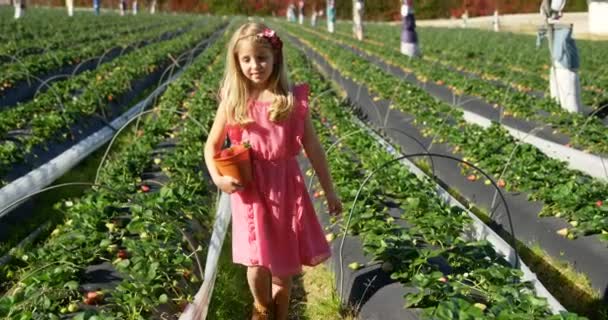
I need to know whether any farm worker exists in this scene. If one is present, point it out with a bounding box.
[401,0,420,57]
[538,25,583,113]
[298,0,305,25]
[150,0,157,14]
[14,0,26,19]
[327,0,336,33]
[353,0,364,40]
[287,3,297,22]
[93,0,100,15]
[119,0,126,16]
[541,0,566,22]
[493,10,500,32]
[204,23,342,319]
[461,10,469,28]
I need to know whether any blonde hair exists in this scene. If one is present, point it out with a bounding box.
[219,22,294,125]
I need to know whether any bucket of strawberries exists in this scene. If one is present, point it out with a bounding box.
[213,141,253,187]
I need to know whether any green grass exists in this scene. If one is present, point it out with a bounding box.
[290,264,357,320]
[207,233,252,320]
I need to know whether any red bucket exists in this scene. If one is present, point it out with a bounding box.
[213,144,253,187]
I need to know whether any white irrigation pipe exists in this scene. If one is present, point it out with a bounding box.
[461,110,608,181]
[0,58,185,217]
[179,192,231,320]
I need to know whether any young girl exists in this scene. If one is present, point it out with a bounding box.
[203,23,342,320]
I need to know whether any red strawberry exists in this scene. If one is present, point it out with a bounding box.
[436,80,445,86]
[597,200,604,207]
[497,179,506,188]
[117,249,128,259]
[141,185,150,192]
[86,291,99,300]
[84,297,96,305]
[466,174,477,182]
[220,148,234,158]
[314,191,321,198]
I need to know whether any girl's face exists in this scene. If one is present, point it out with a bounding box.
[237,41,275,88]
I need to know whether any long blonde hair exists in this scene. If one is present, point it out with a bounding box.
[219,23,294,125]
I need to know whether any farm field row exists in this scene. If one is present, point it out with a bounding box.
[330,22,608,156]
[0,19,232,319]
[336,22,608,108]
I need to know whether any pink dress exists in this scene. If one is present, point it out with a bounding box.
[226,84,331,277]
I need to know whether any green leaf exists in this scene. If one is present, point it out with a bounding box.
[117,259,130,269]
[63,280,79,290]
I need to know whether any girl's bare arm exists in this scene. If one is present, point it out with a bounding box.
[302,111,342,214]
[204,104,243,193]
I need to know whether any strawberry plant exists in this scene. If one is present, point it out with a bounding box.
[277,21,608,243]
[0,21,235,318]
[281,41,586,319]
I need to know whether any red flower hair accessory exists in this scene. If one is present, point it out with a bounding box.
[257,28,283,51]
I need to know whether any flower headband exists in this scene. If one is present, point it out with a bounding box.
[256,28,283,51]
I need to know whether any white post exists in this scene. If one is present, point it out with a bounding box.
[66,0,74,16]
[150,0,157,14]
[119,0,126,16]
[132,0,138,15]
[311,8,317,27]
[589,1,608,35]
[353,0,364,40]
[400,0,420,57]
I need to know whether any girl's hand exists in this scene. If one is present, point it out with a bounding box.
[214,175,244,194]
[326,191,342,216]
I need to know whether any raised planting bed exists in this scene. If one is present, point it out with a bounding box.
[0,22,235,319]
[279,26,608,317]
[292,22,608,171]
[335,22,608,110]
[278,21,608,247]
[0,20,189,109]
[0,20,226,188]
[281,41,585,319]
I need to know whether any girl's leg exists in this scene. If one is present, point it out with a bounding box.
[271,275,293,320]
[247,266,272,317]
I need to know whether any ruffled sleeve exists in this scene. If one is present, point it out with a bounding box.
[226,123,243,145]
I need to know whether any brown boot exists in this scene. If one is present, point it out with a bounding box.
[251,302,270,320]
